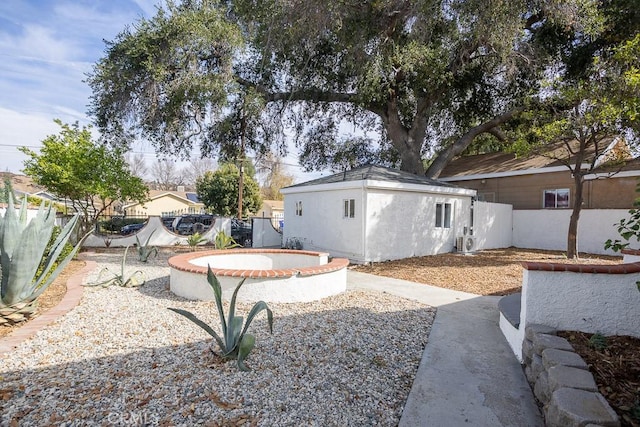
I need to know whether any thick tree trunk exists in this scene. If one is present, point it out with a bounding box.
[567,172,584,259]
[383,98,427,175]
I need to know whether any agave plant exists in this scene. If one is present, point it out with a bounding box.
[169,267,273,371]
[186,232,208,250]
[213,230,240,250]
[136,229,158,262]
[0,195,81,324]
[85,246,144,287]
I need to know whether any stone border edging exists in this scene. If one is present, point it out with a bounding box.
[522,324,620,427]
[0,260,96,355]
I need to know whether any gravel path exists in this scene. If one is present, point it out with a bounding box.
[0,251,435,426]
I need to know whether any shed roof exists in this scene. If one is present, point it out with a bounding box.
[286,164,460,189]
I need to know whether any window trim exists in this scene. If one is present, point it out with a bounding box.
[543,189,570,209]
[343,198,355,218]
[295,201,303,216]
[435,202,452,229]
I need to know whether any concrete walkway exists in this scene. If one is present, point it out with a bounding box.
[348,271,543,427]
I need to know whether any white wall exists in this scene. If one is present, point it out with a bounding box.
[283,187,365,259]
[473,201,513,250]
[364,189,472,262]
[521,268,640,339]
[0,207,42,223]
[513,209,630,255]
[251,217,282,248]
[83,216,231,247]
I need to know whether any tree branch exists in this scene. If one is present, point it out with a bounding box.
[236,77,359,104]
[426,106,524,178]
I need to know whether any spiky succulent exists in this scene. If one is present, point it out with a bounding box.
[85,245,144,287]
[136,229,158,262]
[169,267,273,371]
[0,194,80,324]
[186,232,208,250]
[213,230,240,250]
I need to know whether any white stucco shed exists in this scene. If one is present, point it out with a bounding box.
[280,165,477,263]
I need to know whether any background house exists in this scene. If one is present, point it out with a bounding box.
[280,165,476,263]
[122,190,205,217]
[438,140,639,209]
[257,199,284,229]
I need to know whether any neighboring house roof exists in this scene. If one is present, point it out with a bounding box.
[0,172,46,196]
[285,164,462,190]
[262,200,284,210]
[185,192,199,203]
[439,138,635,181]
[122,190,203,209]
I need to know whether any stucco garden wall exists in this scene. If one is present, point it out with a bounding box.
[512,209,629,255]
[83,216,231,247]
[472,201,513,250]
[501,261,640,362]
[251,217,282,248]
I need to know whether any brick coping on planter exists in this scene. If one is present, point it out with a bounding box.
[168,249,350,279]
[521,260,640,274]
[0,259,96,355]
[621,248,640,256]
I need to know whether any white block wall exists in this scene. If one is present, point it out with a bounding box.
[473,201,513,250]
[513,209,630,255]
[521,269,640,338]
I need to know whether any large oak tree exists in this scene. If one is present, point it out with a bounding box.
[87,0,599,175]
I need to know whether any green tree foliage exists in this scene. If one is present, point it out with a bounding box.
[87,0,601,176]
[196,163,262,217]
[88,1,243,158]
[19,120,149,232]
[509,2,640,259]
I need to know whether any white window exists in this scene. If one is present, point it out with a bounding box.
[435,202,452,228]
[543,189,570,208]
[295,201,303,216]
[343,199,355,218]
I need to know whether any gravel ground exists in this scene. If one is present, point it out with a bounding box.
[0,251,435,426]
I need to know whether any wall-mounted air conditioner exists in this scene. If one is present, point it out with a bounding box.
[457,236,476,253]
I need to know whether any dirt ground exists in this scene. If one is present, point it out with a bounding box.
[351,247,621,296]
[3,248,638,425]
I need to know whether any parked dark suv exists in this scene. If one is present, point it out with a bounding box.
[172,214,214,235]
[120,222,145,235]
[231,218,252,246]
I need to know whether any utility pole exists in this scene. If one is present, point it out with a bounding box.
[237,113,246,220]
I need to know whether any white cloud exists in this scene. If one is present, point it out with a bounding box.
[0,108,63,173]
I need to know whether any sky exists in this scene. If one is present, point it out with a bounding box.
[0,0,324,183]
